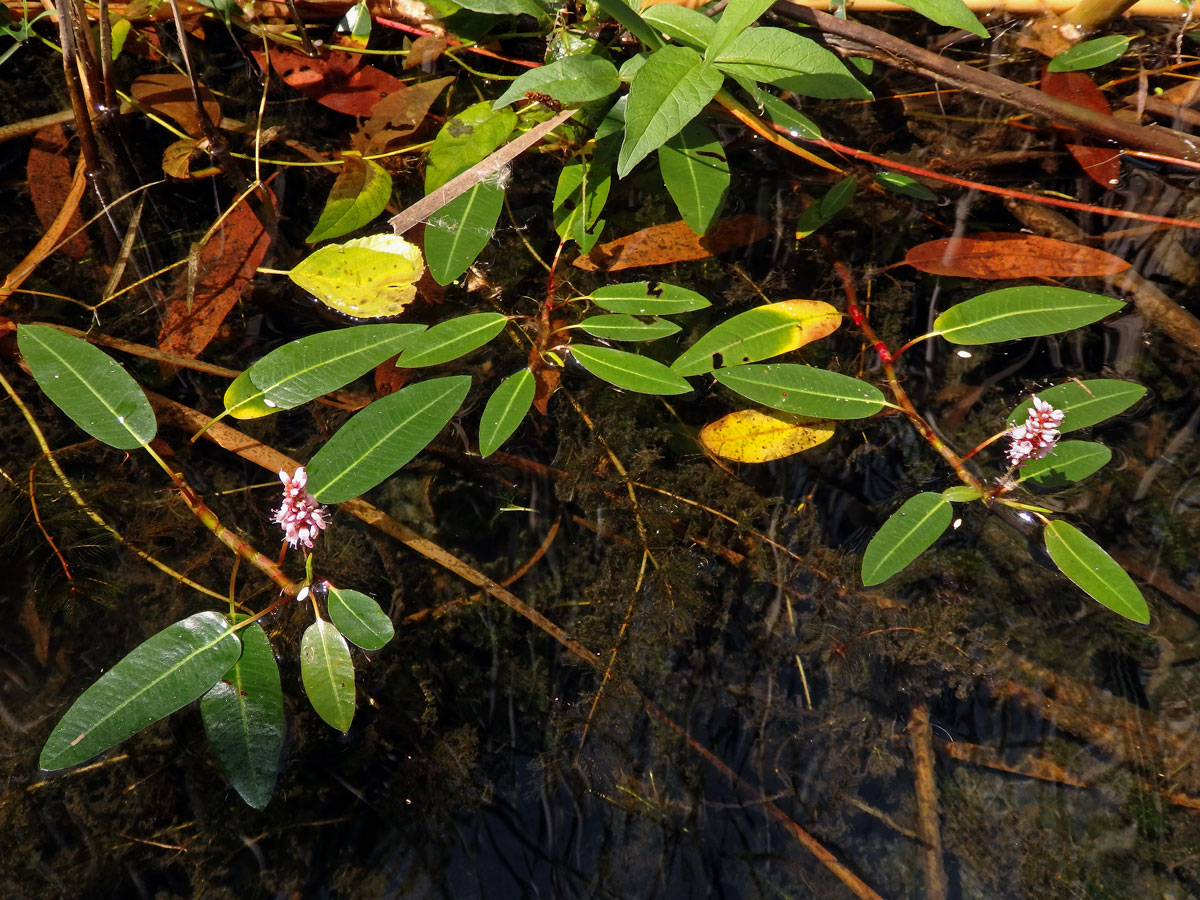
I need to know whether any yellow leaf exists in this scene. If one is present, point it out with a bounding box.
[768,299,842,354]
[700,409,835,463]
[289,234,424,319]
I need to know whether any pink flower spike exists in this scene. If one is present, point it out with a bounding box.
[1006,395,1065,468]
[273,465,328,550]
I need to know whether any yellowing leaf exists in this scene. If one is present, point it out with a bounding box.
[672,299,842,376]
[289,234,424,319]
[699,408,834,462]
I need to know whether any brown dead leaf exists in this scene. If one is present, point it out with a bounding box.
[1040,67,1120,189]
[573,214,770,272]
[903,232,1130,279]
[529,344,560,415]
[404,34,449,70]
[161,138,208,179]
[254,46,404,117]
[354,75,453,155]
[26,125,89,260]
[130,72,221,137]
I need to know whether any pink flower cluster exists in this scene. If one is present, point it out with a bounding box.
[1006,396,1065,467]
[273,466,327,549]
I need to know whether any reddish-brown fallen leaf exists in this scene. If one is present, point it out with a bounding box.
[1040,68,1120,189]
[26,125,89,260]
[353,75,453,155]
[903,232,1130,279]
[528,344,560,415]
[254,46,404,117]
[572,214,770,272]
[130,72,222,137]
[158,188,274,363]
[404,34,449,70]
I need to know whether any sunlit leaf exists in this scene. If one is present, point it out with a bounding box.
[554,156,611,249]
[200,620,282,810]
[222,370,277,420]
[904,233,1130,279]
[659,120,728,236]
[455,0,550,20]
[705,0,774,60]
[577,314,681,341]
[306,375,471,503]
[327,585,394,650]
[589,281,711,314]
[570,345,693,394]
[254,45,405,117]
[306,153,393,243]
[300,618,356,732]
[425,101,517,193]
[713,28,871,100]
[1043,520,1149,623]
[1017,441,1112,487]
[479,368,535,458]
[748,85,822,140]
[289,234,425,319]
[884,0,987,37]
[493,55,620,108]
[1006,379,1146,433]
[714,364,885,418]
[396,312,507,367]
[1047,35,1131,72]
[424,183,506,285]
[18,324,157,450]
[861,492,953,586]
[941,486,982,502]
[875,172,936,200]
[40,612,240,771]
[932,287,1124,344]
[700,408,834,462]
[640,4,714,49]
[671,300,842,376]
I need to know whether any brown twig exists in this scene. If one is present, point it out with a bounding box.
[909,703,948,900]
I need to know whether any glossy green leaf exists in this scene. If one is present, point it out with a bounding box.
[618,45,724,178]
[1006,379,1146,433]
[671,300,841,377]
[932,287,1125,344]
[290,234,425,319]
[425,102,517,193]
[40,611,240,771]
[713,28,871,100]
[493,55,620,108]
[200,620,282,810]
[795,175,857,238]
[861,492,953,586]
[327,585,394,650]
[942,486,982,502]
[480,368,535,458]
[455,0,550,18]
[705,0,774,61]
[748,86,822,139]
[590,0,662,49]
[1044,520,1149,623]
[18,324,157,450]
[1017,441,1112,486]
[300,618,356,732]
[424,182,506,285]
[659,120,729,235]
[396,312,507,367]
[589,282,711,314]
[886,0,987,37]
[715,364,886,418]
[306,375,470,503]
[577,314,681,341]
[553,156,611,251]
[875,172,936,201]
[1047,35,1131,72]
[306,153,392,243]
[225,324,425,419]
[570,345,692,394]
[640,4,713,49]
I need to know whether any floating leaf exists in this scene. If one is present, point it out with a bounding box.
[300,618,356,732]
[570,345,692,394]
[306,153,393,243]
[904,233,1130,280]
[327,585,394,650]
[200,620,283,810]
[1006,379,1146,432]
[18,325,157,450]
[424,183,506,285]
[254,46,404,117]
[573,214,770,271]
[494,55,620,108]
[396,312,507,367]
[861,492,954,586]
[713,27,871,99]
[672,300,841,376]
[700,408,834,462]
[932,287,1124,344]
[1047,35,1131,73]
[1043,520,1149,623]
[1017,441,1112,486]
[942,486,982,502]
[290,233,425,319]
[306,375,471,503]
[480,368,535,458]
[225,324,425,419]
[40,612,240,770]
[425,102,517,192]
[714,364,885,418]
[577,314,681,341]
[883,0,987,37]
[659,120,729,235]
[589,281,711,314]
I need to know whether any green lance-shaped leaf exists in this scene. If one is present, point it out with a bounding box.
[306,375,471,503]
[671,300,841,376]
[795,175,856,239]
[875,172,936,201]
[456,0,551,22]
[618,45,724,178]
[327,585,394,651]
[570,345,693,395]
[861,492,953,586]
[1043,520,1149,624]
[493,55,620,108]
[18,324,157,450]
[479,368,535,458]
[200,620,282,810]
[1018,441,1112,487]
[715,364,885,419]
[713,28,871,100]
[589,281,711,314]
[424,182,506,285]
[748,85,822,140]
[932,287,1125,345]
[425,102,517,192]
[40,611,241,771]
[306,153,393,244]
[942,486,982,502]
[659,119,729,236]
[554,156,611,251]
[301,618,356,732]
[396,312,507,368]
[883,0,987,37]
[577,314,681,342]
[1047,35,1131,72]
[224,324,426,419]
[705,0,774,61]
[1007,379,1146,433]
[640,4,713,50]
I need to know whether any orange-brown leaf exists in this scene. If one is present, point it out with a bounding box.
[254,46,404,117]
[1040,68,1120,189]
[26,125,89,260]
[130,72,222,137]
[403,34,449,70]
[700,409,835,463]
[903,232,1130,279]
[573,214,769,272]
[354,75,454,155]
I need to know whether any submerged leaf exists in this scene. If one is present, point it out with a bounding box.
[700,408,834,462]
[573,214,770,271]
[904,233,1129,280]
[306,153,393,243]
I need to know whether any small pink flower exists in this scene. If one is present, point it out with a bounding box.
[1006,396,1065,467]
[273,466,327,549]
